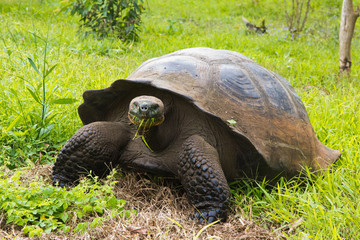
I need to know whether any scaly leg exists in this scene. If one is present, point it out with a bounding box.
[52,121,130,187]
[178,135,230,223]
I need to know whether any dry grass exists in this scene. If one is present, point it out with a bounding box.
[0,165,281,240]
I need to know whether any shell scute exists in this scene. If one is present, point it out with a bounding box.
[218,64,263,109]
[241,62,295,115]
[137,55,201,79]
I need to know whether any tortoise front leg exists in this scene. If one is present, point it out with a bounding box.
[52,121,130,187]
[178,135,230,223]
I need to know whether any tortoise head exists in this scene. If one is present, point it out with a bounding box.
[128,96,165,131]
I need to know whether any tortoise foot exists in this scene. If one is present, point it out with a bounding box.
[192,206,227,223]
[178,135,230,224]
[52,174,74,187]
[52,122,130,186]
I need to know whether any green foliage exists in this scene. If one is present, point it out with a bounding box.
[66,0,145,42]
[26,32,77,140]
[0,128,60,169]
[0,168,135,237]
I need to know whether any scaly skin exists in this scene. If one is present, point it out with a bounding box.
[52,122,130,187]
[178,135,230,223]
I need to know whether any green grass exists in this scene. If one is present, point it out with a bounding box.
[0,0,359,238]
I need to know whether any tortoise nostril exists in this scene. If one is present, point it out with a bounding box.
[140,104,148,112]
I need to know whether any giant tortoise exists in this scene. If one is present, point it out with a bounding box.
[52,47,340,223]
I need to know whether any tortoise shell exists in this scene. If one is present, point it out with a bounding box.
[79,47,340,178]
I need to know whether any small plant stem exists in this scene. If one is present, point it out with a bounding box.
[141,136,153,152]
[133,119,145,140]
[41,37,48,126]
[133,118,154,152]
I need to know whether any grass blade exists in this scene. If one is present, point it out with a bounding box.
[6,115,21,132]
[26,87,41,104]
[193,220,220,240]
[44,63,58,78]
[167,217,185,230]
[51,98,77,104]
[27,57,41,77]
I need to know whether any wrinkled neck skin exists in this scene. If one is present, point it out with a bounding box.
[141,96,216,153]
[133,93,179,151]
[120,94,185,175]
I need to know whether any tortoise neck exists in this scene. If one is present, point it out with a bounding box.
[142,108,179,152]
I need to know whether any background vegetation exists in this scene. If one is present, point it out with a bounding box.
[66,0,145,41]
[0,0,359,239]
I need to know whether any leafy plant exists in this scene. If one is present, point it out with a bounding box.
[283,0,311,35]
[0,168,135,237]
[66,0,145,42]
[0,128,60,169]
[26,32,77,140]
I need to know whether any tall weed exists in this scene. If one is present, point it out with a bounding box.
[25,32,76,139]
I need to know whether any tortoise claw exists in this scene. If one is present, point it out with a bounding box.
[191,207,227,223]
[52,174,73,188]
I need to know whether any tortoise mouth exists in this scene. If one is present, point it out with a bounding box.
[128,114,165,128]
[128,95,165,130]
